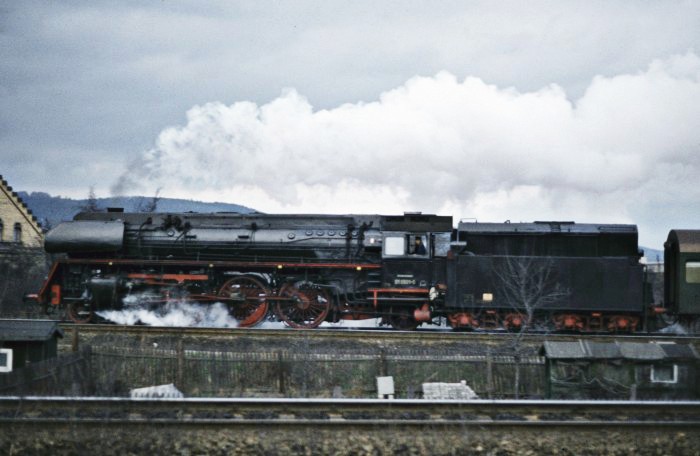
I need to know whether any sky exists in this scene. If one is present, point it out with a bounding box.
[1,1,699,248]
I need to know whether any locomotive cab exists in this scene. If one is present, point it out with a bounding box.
[360,214,453,329]
[377,214,452,291]
[381,232,431,287]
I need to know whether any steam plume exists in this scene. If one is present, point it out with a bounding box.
[113,52,700,246]
[97,300,238,328]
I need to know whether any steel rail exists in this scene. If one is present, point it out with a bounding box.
[4,397,700,410]
[3,398,697,454]
[4,398,699,428]
[3,417,700,429]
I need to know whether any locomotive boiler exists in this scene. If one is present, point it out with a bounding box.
[36,209,696,332]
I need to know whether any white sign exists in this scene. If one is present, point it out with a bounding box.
[0,349,13,373]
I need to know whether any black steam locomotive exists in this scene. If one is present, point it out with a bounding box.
[36,209,700,332]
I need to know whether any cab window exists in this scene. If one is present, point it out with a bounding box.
[408,235,428,256]
[384,236,405,256]
[383,234,429,257]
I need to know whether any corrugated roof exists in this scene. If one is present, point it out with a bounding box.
[542,341,590,359]
[586,341,622,358]
[619,342,665,360]
[542,340,698,361]
[658,343,700,360]
[0,320,63,342]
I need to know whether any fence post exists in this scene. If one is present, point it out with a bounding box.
[379,348,388,377]
[82,345,93,395]
[176,338,184,391]
[77,345,95,396]
[71,326,79,352]
[277,351,286,396]
[514,353,521,399]
[486,347,494,399]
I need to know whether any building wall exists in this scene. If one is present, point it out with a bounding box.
[0,176,47,316]
[0,176,43,248]
[547,359,700,400]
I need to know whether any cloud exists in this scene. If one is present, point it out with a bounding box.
[114,52,700,246]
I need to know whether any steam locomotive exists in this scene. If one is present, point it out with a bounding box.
[36,209,700,332]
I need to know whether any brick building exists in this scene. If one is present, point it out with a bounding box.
[0,176,46,316]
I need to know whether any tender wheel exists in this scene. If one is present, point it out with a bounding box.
[66,301,94,323]
[275,283,331,329]
[218,276,270,327]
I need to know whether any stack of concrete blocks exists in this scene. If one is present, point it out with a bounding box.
[422,380,478,400]
[130,383,184,399]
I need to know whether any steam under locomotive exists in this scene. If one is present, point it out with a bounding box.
[36,209,700,332]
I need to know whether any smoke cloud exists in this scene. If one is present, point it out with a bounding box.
[97,300,239,328]
[114,52,700,247]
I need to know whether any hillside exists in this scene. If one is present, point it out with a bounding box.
[18,191,254,230]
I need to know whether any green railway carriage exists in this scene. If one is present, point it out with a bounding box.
[665,230,700,330]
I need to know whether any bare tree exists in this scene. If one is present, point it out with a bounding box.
[495,256,569,332]
[494,255,569,398]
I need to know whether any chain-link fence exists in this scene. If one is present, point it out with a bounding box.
[86,344,545,398]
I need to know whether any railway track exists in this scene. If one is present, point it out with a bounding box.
[19,309,700,449]
[3,397,700,429]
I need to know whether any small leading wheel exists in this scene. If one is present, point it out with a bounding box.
[388,307,419,331]
[275,283,331,329]
[67,301,94,323]
[218,276,270,327]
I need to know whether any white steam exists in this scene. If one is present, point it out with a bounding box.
[114,52,700,247]
[97,300,239,328]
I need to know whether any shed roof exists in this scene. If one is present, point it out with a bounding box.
[542,340,699,361]
[0,320,64,342]
[619,343,665,360]
[658,343,700,360]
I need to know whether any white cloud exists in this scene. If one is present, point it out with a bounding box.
[114,52,700,247]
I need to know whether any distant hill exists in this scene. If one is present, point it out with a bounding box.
[642,247,664,264]
[18,191,255,230]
